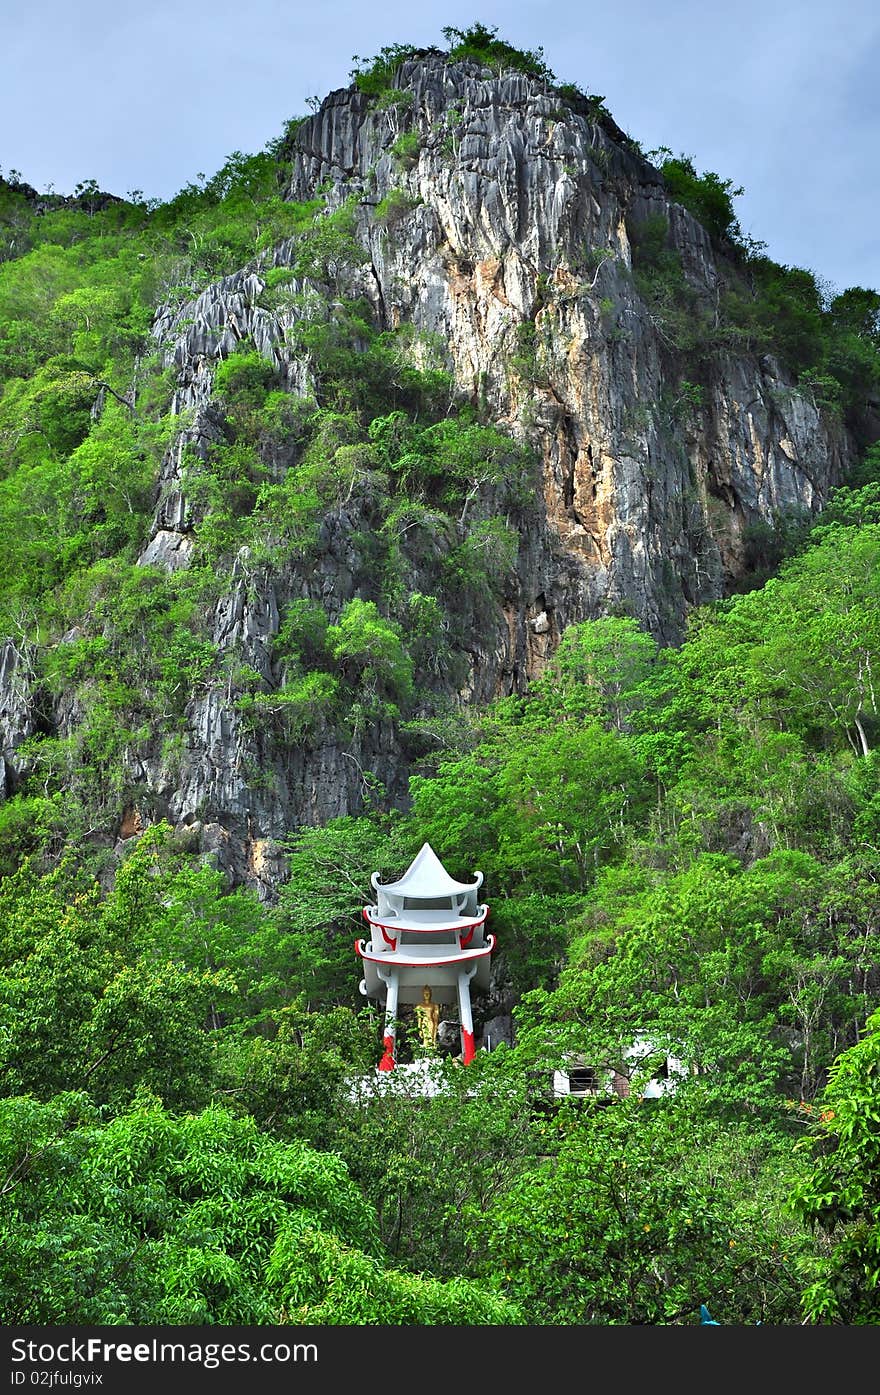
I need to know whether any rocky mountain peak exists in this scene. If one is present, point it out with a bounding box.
[0,41,862,892]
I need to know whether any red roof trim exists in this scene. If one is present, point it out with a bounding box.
[362,907,489,935]
[355,935,495,967]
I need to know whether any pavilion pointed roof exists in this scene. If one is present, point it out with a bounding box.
[373,842,482,897]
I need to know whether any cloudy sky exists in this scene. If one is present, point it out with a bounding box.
[3,0,878,295]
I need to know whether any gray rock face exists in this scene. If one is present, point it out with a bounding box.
[126,57,859,879]
[480,1014,516,1052]
[285,52,852,644]
[140,271,316,571]
[4,54,860,898]
[0,640,35,800]
[436,1019,463,1054]
[151,269,312,416]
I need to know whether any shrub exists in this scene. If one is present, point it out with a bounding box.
[391,129,421,170]
[326,598,413,706]
[441,23,554,81]
[373,188,419,230]
[349,44,417,94]
[213,348,277,403]
[659,154,743,244]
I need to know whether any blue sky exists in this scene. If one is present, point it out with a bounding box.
[3,0,878,295]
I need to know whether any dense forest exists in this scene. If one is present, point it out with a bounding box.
[2,25,880,1327]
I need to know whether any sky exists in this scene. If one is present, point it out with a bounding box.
[2,0,878,296]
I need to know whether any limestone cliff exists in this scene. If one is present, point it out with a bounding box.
[0,51,859,889]
[287,54,851,627]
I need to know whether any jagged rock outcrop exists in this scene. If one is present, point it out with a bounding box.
[0,640,35,801]
[144,51,852,636]
[282,52,850,639]
[1,51,859,891]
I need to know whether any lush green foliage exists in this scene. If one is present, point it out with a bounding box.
[350,44,419,95]
[471,1098,806,1324]
[0,135,539,839]
[0,1091,517,1324]
[790,1006,880,1322]
[440,23,554,82]
[659,154,744,243]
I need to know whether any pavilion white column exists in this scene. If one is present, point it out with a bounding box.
[457,965,477,1065]
[377,966,399,1071]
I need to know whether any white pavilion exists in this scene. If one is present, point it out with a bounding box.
[356,842,494,1070]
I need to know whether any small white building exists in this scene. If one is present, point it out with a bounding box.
[552,1038,689,1102]
[625,1036,688,1098]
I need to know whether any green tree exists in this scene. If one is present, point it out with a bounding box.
[318,1050,542,1276]
[790,1006,880,1323]
[471,1097,805,1324]
[0,1091,519,1325]
[659,154,744,243]
[326,598,414,709]
[273,811,413,1011]
[0,855,235,1110]
[440,24,554,82]
[552,615,659,732]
